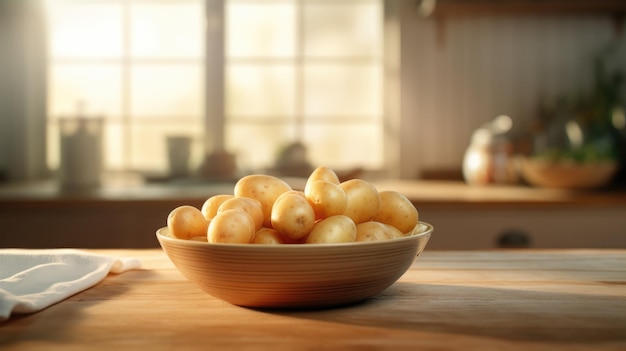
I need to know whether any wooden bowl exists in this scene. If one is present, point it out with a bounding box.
[519,158,617,189]
[156,222,433,309]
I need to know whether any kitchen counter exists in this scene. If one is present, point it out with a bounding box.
[2,178,626,208]
[0,178,625,249]
[1,249,625,350]
[374,179,626,208]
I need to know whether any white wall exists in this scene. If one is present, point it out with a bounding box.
[399,8,626,178]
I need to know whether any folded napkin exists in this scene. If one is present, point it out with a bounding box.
[0,249,141,321]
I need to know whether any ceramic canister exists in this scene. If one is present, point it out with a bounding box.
[59,117,104,189]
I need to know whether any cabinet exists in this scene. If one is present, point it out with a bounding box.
[1,179,625,249]
[374,179,626,249]
[0,181,232,249]
[421,206,626,249]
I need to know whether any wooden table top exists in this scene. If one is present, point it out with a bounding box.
[1,249,625,350]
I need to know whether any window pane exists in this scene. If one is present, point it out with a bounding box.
[304,1,381,58]
[227,64,295,117]
[304,64,382,116]
[303,123,383,168]
[226,123,296,171]
[130,123,204,172]
[131,65,203,117]
[49,65,122,117]
[48,3,122,58]
[227,1,296,58]
[131,3,203,58]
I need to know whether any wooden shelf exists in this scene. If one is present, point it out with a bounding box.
[421,0,626,47]
[427,0,626,16]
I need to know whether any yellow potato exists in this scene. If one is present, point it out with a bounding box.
[252,227,286,245]
[200,194,234,220]
[167,205,210,240]
[305,215,356,244]
[373,190,419,234]
[166,167,423,246]
[281,189,307,198]
[382,222,405,239]
[304,180,347,220]
[339,179,381,224]
[207,209,256,244]
[304,166,340,195]
[271,191,316,241]
[218,197,264,231]
[234,174,292,227]
[355,221,394,242]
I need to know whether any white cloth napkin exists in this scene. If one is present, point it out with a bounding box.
[0,249,141,321]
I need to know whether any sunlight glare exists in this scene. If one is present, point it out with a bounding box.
[47,0,122,58]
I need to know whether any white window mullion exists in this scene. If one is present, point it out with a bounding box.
[122,0,132,170]
[205,0,226,155]
[295,0,305,142]
[383,0,401,178]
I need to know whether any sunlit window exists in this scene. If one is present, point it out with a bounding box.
[46,0,385,175]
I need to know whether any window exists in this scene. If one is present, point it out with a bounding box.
[47,0,204,174]
[46,0,387,176]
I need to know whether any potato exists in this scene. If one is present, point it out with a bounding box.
[207,209,256,244]
[355,221,394,242]
[339,179,381,224]
[271,191,316,241]
[166,167,423,246]
[373,190,419,234]
[281,189,307,198]
[201,194,234,220]
[382,222,405,239]
[304,180,347,220]
[218,197,264,231]
[253,227,286,245]
[167,205,210,240]
[234,174,292,227]
[304,166,340,195]
[305,215,356,244]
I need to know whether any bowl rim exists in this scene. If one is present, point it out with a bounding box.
[156,221,433,250]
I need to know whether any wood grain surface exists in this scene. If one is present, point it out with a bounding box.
[1,249,625,350]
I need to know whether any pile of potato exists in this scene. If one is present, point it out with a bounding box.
[166,166,419,244]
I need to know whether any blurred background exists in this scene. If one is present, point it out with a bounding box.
[1,0,625,182]
[0,0,625,249]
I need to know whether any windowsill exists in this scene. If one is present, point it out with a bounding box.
[1,175,625,208]
[0,176,237,203]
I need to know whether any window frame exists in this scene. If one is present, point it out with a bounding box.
[45,0,401,177]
